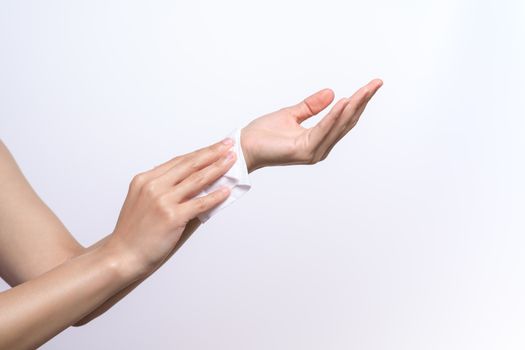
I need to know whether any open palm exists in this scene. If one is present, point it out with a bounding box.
[240,79,383,172]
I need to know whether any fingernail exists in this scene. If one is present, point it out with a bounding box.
[222,137,234,146]
[223,150,235,162]
[221,186,230,194]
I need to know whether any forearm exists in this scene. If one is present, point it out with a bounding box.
[0,242,139,350]
[0,134,239,347]
[74,217,202,326]
[76,131,251,325]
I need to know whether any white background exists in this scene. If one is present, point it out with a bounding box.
[1,1,525,349]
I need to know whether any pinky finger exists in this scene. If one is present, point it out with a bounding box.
[178,186,231,221]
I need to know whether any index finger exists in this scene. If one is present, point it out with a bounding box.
[318,79,383,159]
[148,137,234,180]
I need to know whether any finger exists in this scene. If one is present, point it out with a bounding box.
[177,186,231,222]
[169,150,237,202]
[155,137,234,177]
[302,97,351,152]
[138,137,235,196]
[319,79,383,159]
[289,88,335,124]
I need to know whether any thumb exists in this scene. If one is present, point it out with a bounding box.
[291,88,335,124]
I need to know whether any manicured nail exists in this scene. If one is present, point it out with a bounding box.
[222,137,234,146]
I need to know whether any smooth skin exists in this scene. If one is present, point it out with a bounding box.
[0,79,382,349]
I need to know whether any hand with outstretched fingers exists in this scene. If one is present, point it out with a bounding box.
[241,79,383,172]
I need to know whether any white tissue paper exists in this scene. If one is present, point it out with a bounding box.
[195,127,252,223]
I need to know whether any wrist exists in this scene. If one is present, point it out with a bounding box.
[99,235,149,284]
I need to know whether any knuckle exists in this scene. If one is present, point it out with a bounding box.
[142,180,158,198]
[165,155,182,168]
[154,196,175,222]
[214,156,227,167]
[212,189,226,199]
[348,95,359,107]
[300,100,315,116]
[214,142,225,152]
[189,160,200,170]
[195,197,208,211]
[130,173,147,190]
[204,143,219,155]
[192,172,206,186]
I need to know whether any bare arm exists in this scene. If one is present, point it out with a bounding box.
[0,138,229,327]
[74,78,384,325]
[73,217,201,326]
[0,238,136,349]
[0,141,85,286]
[0,78,383,333]
[0,138,237,348]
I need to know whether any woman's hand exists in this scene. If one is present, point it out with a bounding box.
[106,138,237,278]
[240,79,383,172]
